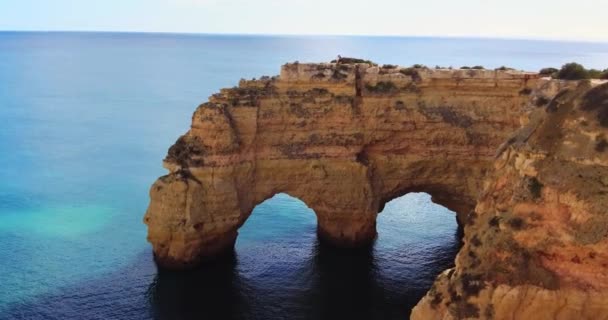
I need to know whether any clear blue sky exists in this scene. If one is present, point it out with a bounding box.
[1,0,607,41]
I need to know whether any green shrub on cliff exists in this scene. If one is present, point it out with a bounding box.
[461,65,486,70]
[400,68,417,76]
[588,69,603,79]
[589,68,608,80]
[382,64,397,69]
[539,67,558,77]
[399,68,422,82]
[539,65,608,79]
[331,57,375,65]
[555,63,590,80]
[379,64,398,74]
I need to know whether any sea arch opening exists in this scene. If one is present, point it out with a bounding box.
[374,192,462,316]
[236,192,318,250]
[226,191,462,318]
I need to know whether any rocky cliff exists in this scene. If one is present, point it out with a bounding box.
[411,81,608,319]
[144,59,608,318]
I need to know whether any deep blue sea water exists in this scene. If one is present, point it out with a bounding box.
[1,32,607,320]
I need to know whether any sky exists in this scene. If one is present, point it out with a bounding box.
[1,0,607,42]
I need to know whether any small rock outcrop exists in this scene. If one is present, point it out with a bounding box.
[144,60,608,318]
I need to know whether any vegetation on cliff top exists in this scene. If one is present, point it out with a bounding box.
[399,66,424,82]
[541,63,608,80]
[331,57,376,65]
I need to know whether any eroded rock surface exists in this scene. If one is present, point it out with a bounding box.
[411,82,608,319]
[145,62,537,268]
[144,60,608,318]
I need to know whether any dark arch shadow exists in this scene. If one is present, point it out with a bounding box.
[148,252,251,320]
[301,240,380,320]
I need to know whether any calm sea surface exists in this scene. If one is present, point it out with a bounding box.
[1,32,607,320]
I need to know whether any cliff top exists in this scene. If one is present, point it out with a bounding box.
[279,59,540,82]
[205,59,544,106]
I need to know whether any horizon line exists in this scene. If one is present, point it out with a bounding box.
[1,29,608,45]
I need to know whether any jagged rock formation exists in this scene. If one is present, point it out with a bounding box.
[144,59,608,318]
[411,81,608,319]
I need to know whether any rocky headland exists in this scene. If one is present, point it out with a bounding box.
[144,59,608,319]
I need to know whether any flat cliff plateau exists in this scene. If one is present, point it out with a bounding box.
[144,60,608,318]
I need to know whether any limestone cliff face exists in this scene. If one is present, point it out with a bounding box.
[411,81,608,319]
[144,62,538,268]
[145,60,608,318]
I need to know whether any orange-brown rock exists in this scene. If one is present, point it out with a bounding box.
[144,61,538,268]
[411,81,608,319]
[144,59,608,317]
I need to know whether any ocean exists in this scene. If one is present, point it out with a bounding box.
[1,32,607,320]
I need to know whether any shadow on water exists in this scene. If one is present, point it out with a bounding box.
[304,241,379,320]
[305,229,462,320]
[148,227,461,320]
[147,252,249,320]
[147,240,380,320]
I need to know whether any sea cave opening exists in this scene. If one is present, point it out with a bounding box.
[374,192,462,315]
[149,192,462,320]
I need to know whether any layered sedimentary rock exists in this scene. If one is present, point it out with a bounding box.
[144,61,539,267]
[145,59,608,318]
[411,81,608,319]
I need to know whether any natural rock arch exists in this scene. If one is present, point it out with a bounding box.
[144,61,536,268]
[145,60,608,318]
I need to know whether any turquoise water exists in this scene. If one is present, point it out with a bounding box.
[1,32,608,319]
